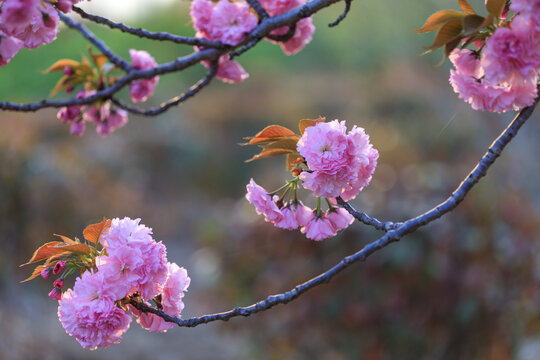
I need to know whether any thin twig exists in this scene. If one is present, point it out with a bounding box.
[337,197,402,231]
[111,62,218,116]
[58,13,131,71]
[129,95,539,327]
[72,7,227,49]
[328,0,352,27]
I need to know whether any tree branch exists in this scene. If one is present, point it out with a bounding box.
[246,0,270,19]
[71,6,228,49]
[0,0,345,113]
[336,197,402,231]
[131,92,539,328]
[59,12,131,71]
[328,0,352,27]
[111,61,218,116]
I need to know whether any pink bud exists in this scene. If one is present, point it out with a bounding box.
[40,268,51,279]
[65,86,73,94]
[63,66,73,76]
[53,261,66,275]
[56,0,73,13]
[48,288,62,301]
[53,278,64,289]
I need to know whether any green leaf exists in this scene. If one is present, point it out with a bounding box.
[414,10,466,34]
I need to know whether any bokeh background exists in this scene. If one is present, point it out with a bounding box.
[1,0,540,359]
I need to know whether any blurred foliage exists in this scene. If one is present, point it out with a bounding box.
[1,0,540,359]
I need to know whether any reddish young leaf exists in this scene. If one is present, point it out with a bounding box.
[245,148,294,162]
[21,241,64,266]
[45,59,80,73]
[463,14,486,36]
[414,10,466,34]
[286,153,303,171]
[21,265,47,283]
[458,0,476,15]
[426,20,463,51]
[262,139,299,151]
[83,218,111,244]
[57,243,93,255]
[54,234,77,244]
[244,125,298,145]
[486,0,506,18]
[299,117,326,135]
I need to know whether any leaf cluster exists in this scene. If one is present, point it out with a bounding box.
[415,0,507,57]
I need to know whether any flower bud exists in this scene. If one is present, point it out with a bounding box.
[53,261,66,275]
[57,0,73,13]
[292,168,302,177]
[63,66,73,76]
[41,267,52,279]
[65,86,73,94]
[48,288,62,301]
[53,278,64,289]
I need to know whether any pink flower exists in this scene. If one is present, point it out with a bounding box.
[57,104,82,124]
[245,179,283,223]
[510,0,540,24]
[261,0,315,55]
[274,205,299,230]
[73,270,126,302]
[108,109,128,130]
[209,0,258,46]
[449,48,483,78]
[203,54,250,83]
[327,208,354,231]
[449,69,537,112]
[70,120,86,136]
[130,263,189,333]
[191,0,257,45]
[13,3,59,49]
[0,33,23,66]
[129,49,159,103]
[301,216,336,241]
[279,18,315,56]
[99,217,168,300]
[481,17,539,84]
[297,120,378,200]
[293,201,315,226]
[0,0,40,33]
[58,289,132,350]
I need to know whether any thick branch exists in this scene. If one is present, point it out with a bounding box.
[131,95,539,328]
[246,0,270,19]
[0,0,344,113]
[72,7,227,49]
[59,13,131,71]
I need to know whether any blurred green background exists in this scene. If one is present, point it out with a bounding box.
[2,0,540,359]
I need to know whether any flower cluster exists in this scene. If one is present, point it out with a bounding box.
[44,217,190,349]
[449,3,539,112]
[55,49,158,136]
[58,90,129,136]
[297,120,379,201]
[245,119,377,241]
[246,179,354,241]
[190,0,315,83]
[0,0,88,66]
